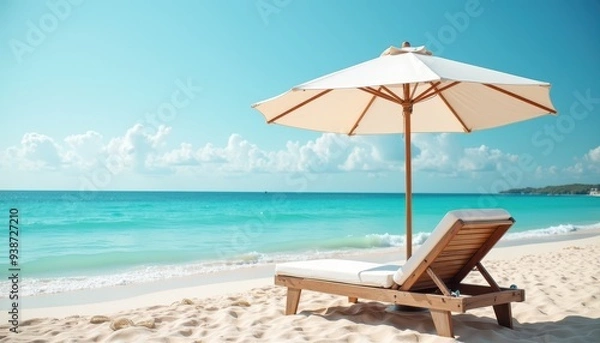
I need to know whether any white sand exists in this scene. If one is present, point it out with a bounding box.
[1,235,599,342]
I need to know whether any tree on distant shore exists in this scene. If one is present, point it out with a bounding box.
[500,183,600,195]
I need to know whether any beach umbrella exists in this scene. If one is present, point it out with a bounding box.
[251,42,556,258]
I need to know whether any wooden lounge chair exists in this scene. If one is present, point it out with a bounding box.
[274,209,524,338]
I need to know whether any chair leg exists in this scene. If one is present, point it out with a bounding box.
[348,297,358,303]
[430,309,454,338]
[285,288,302,315]
[493,303,513,329]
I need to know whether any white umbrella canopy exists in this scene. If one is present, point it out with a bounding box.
[252,42,556,258]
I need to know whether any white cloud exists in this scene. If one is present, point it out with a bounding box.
[412,133,457,174]
[459,145,518,173]
[564,163,584,175]
[0,126,518,177]
[0,124,173,175]
[585,146,600,163]
[104,124,172,173]
[5,133,62,170]
[64,130,103,147]
[408,134,518,177]
[149,142,198,167]
[5,125,582,190]
[147,132,399,174]
[534,165,560,178]
[63,131,104,169]
[564,145,600,175]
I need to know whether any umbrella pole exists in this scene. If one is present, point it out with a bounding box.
[403,101,412,259]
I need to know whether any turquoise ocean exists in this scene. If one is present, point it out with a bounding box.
[1,191,599,297]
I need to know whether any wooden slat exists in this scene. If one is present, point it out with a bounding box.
[286,288,302,315]
[449,232,491,241]
[433,253,472,261]
[462,289,525,311]
[457,282,526,325]
[435,277,460,285]
[431,262,468,270]
[400,220,465,290]
[447,236,490,245]
[443,244,481,251]
[433,264,464,272]
[448,236,492,246]
[431,272,465,281]
[494,304,513,328]
[445,243,486,251]
[408,218,515,290]
[435,252,473,261]
[462,220,512,229]
[458,227,496,234]
[437,249,474,257]
[430,309,454,337]
[431,258,471,267]
[430,259,471,269]
[455,232,494,239]
[427,268,451,296]
[411,281,438,290]
[413,262,470,285]
[435,269,464,279]
[456,232,495,240]
[452,220,514,283]
[275,276,466,312]
[476,262,501,291]
[458,283,500,295]
[457,225,496,231]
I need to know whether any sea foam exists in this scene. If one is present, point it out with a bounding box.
[1,221,598,298]
[504,221,600,240]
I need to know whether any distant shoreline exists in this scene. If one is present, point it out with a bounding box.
[500,183,600,195]
[1,189,599,195]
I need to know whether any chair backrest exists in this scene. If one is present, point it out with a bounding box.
[393,209,514,291]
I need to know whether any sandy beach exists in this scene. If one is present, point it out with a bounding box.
[2,234,600,342]
[3,0,599,341]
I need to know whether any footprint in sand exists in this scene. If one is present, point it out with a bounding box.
[110,318,134,331]
[135,318,156,329]
[90,315,111,324]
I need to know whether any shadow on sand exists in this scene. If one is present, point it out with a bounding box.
[298,301,600,342]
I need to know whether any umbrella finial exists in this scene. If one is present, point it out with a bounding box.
[402,41,411,48]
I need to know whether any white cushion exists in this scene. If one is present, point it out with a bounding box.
[275,259,401,288]
[275,209,511,288]
[393,209,511,285]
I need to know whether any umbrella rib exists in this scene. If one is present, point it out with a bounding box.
[484,84,557,113]
[380,85,405,103]
[349,87,381,135]
[431,82,471,133]
[409,83,420,101]
[412,82,442,102]
[267,89,333,124]
[414,81,460,103]
[359,87,403,105]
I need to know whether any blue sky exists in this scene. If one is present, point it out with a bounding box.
[1,0,599,193]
